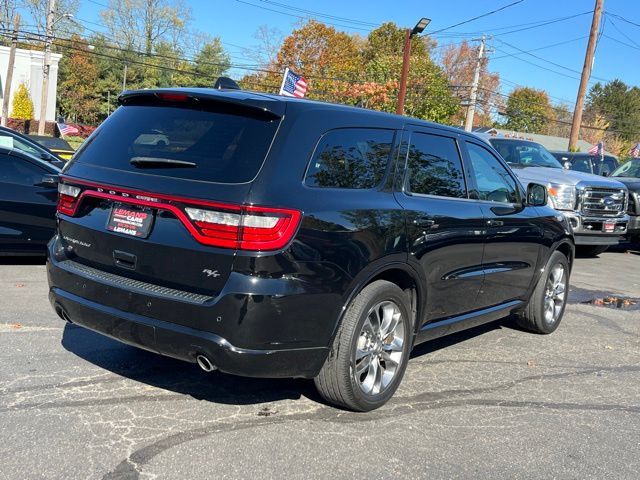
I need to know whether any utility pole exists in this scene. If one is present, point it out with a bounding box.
[464,36,486,132]
[568,0,604,151]
[38,0,56,135]
[1,14,20,127]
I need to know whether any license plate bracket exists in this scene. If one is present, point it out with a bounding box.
[603,221,616,233]
[107,204,154,238]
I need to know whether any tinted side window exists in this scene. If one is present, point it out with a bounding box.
[405,133,466,198]
[466,143,519,204]
[305,128,394,189]
[0,155,46,186]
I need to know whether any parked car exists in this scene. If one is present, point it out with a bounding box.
[48,88,574,411]
[0,146,60,255]
[28,134,75,160]
[483,136,629,256]
[550,151,619,177]
[610,159,640,243]
[0,125,65,167]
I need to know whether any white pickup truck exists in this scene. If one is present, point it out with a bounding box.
[480,136,629,256]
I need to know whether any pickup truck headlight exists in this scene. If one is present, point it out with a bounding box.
[547,184,576,210]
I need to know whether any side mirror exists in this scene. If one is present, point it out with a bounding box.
[36,174,59,187]
[527,183,548,207]
[563,161,572,170]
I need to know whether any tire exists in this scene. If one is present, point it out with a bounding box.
[516,250,570,334]
[314,280,413,411]
[576,245,609,257]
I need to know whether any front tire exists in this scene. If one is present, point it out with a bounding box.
[314,280,412,411]
[516,250,569,334]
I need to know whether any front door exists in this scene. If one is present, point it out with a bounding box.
[0,152,58,253]
[461,140,544,308]
[394,128,485,325]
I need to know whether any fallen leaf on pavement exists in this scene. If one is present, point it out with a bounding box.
[11,323,22,329]
[15,283,25,288]
[527,360,536,368]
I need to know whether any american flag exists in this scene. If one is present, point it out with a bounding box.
[57,121,79,136]
[629,143,640,158]
[588,141,603,156]
[279,68,308,98]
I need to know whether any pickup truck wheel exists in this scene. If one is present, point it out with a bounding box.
[517,251,569,334]
[314,280,412,411]
[576,245,608,257]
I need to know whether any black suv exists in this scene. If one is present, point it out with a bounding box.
[48,89,574,411]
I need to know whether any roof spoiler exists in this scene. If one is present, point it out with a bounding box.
[118,88,284,120]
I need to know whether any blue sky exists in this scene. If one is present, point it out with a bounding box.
[73,0,639,108]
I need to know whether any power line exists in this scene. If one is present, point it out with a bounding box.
[428,0,524,35]
[495,38,610,82]
[490,35,588,60]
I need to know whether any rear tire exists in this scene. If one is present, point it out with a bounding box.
[576,245,609,257]
[314,280,412,411]
[516,250,569,334]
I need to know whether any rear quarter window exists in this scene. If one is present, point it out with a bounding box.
[69,104,279,184]
[304,128,395,189]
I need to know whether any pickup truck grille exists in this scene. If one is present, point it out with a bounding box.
[580,188,626,217]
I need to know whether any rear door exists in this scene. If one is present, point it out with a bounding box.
[394,128,485,323]
[461,140,543,308]
[58,94,283,296]
[0,151,58,253]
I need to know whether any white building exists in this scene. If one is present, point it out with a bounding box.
[0,46,62,122]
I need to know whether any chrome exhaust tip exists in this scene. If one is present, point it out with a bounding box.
[196,354,216,372]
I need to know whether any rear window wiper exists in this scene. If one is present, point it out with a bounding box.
[130,157,196,168]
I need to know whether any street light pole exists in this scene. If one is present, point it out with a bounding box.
[38,0,56,135]
[396,17,430,116]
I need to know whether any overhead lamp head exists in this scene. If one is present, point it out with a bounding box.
[411,17,431,36]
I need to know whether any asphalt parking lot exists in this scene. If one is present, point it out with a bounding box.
[1,246,639,480]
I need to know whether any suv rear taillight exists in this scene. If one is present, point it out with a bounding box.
[56,179,301,251]
[57,183,81,215]
[185,205,301,250]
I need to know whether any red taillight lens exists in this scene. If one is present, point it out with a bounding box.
[57,183,81,216]
[185,205,301,251]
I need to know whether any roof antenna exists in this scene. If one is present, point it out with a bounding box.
[213,77,241,90]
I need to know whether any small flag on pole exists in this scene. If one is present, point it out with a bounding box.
[57,121,79,137]
[588,141,603,156]
[279,67,308,98]
[629,143,640,158]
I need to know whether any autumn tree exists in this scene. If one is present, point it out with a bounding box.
[503,87,553,134]
[58,35,100,124]
[440,40,501,127]
[356,22,457,122]
[11,82,34,119]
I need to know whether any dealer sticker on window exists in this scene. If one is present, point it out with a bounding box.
[107,204,154,238]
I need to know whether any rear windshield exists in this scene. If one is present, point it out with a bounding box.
[70,104,279,183]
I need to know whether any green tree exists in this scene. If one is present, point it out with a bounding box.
[190,39,231,87]
[11,82,34,119]
[586,79,640,141]
[504,87,553,134]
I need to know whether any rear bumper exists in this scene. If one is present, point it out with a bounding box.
[50,287,327,378]
[46,235,339,379]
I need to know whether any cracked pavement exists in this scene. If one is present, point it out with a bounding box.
[1,247,639,479]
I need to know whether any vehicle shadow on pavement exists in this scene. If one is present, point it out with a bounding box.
[61,323,317,406]
[410,320,506,360]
